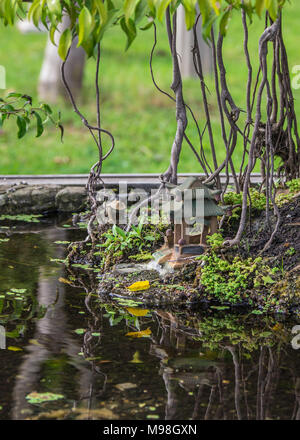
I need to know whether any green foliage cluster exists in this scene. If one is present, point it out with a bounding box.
[206,232,225,251]
[199,254,261,303]
[101,302,147,329]
[224,187,267,213]
[197,237,278,304]
[0,0,290,150]
[0,1,287,59]
[0,287,47,338]
[224,179,300,214]
[0,93,62,139]
[286,178,300,193]
[193,315,284,352]
[276,178,300,206]
[93,220,164,266]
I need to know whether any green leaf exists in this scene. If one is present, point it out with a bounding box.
[262,275,275,285]
[77,6,93,48]
[242,0,253,22]
[266,0,278,21]
[33,111,44,138]
[41,103,53,115]
[49,24,57,46]
[135,0,149,23]
[47,0,62,16]
[157,0,172,22]
[255,0,266,17]
[95,0,108,25]
[6,92,22,98]
[120,16,137,50]
[124,0,140,24]
[26,392,64,404]
[182,0,197,30]
[16,116,27,139]
[58,28,72,60]
[140,19,154,31]
[220,9,232,36]
[198,0,213,26]
[74,328,86,335]
[112,224,127,238]
[32,4,42,28]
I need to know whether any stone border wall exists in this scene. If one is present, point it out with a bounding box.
[0,184,88,214]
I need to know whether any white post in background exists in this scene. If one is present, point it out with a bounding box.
[38,16,85,103]
[0,325,6,349]
[0,65,6,89]
[176,5,213,78]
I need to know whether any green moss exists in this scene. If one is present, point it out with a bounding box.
[198,254,264,304]
[223,188,267,212]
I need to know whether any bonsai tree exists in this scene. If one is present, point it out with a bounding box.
[0,0,299,250]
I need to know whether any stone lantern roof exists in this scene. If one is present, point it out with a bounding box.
[163,176,229,218]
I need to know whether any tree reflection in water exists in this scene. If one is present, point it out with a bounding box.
[147,310,300,420]
[1,223,299,420]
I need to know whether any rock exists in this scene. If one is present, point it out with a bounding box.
[55,186,88,212]
[8,185,61,214]
[0,193,8,207]
[31,186,61,213]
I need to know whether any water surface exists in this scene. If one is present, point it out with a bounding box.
[0,217,299,420]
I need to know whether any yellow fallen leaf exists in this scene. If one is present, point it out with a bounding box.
[7,346,23,351]
[130,351,143,363]
[272,323,283,331]
[126,307,149,317]
[58,277,72,285]
[29,339,43,346]
[125,328,152,338]
[127,281,150,291]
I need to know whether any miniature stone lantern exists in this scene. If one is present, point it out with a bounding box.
[156,177,228,268]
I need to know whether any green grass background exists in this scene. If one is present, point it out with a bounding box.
[0,2,300,175]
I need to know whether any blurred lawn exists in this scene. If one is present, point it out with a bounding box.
[0,2,300,175]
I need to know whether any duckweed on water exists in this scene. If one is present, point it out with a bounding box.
[0,214,43,223]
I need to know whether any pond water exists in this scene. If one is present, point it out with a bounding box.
[0,216,299,420]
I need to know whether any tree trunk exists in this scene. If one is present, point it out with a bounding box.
[176,5,213,78]
[38,16,85,103]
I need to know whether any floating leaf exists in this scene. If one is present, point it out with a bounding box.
[126,307,149,317]
[58,277,72,285]
[91,332,101,337]
[29,339,43,347]
[127,281,150,292]
[26,392,64,404]
[252,310,263,315]
[130,351,143,363]
[125,328,151,338]
[74,328,85,335]
[10,288,27,294]
[7,346,23,351]
[115,382,137,391]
